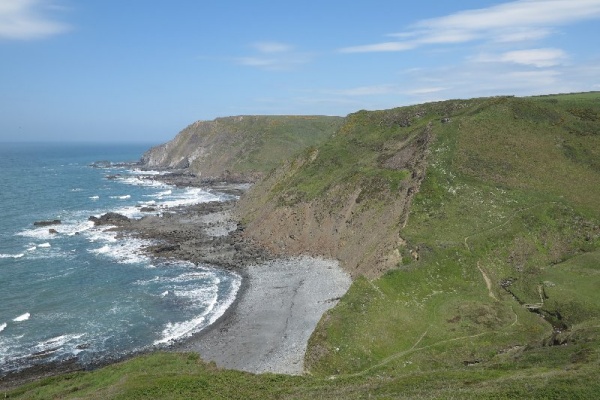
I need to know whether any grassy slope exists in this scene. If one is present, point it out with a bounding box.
[7,93,600,399]
[142,115,344,180]
[306,93,600,394]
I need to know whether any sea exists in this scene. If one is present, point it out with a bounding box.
[0,142,241,376]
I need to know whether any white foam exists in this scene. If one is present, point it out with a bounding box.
[33,333,85,354]
[63,220,95,236]
[16,226,56,240]
[128,168,165,176]
[38,242,51,248]
[85,227,118,243]
[0,322,6,333]
[155,189,172,198]
[112,205,145,219]
[154,316,207,345]
[13,313,30,322]
[205,273,241,326]
[89,195,100,200]
[0,253,24,259]
[117,173,169,188]
[134,270,213,286]
[110,195,131,200]
[26,246,37,252]
[161,290,169,297]
[16,217,94,239]
[174,287,218,303]
[88,234,153,264]
[154,272,241,346]
[159,188,221,209]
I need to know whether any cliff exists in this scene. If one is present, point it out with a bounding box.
[238,94,600,279]
[141,115,343,181]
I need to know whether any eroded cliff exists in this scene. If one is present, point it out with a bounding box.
[141,115,343,181]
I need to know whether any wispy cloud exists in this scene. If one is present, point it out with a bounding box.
[235,41,311,71]
[475,48,568,67]
[252,41,292,53]
[339,41,415,54]
[339,0,600,53]
[329,84,401,96]
[0,0,70,40]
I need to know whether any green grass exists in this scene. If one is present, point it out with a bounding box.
[6,93,600,399]
[144,115,343,180]
[305,93,600,392]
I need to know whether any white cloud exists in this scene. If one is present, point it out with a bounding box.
[475,48,568,67]
[0,0,69,40]
[252,42,292,53]
[416,0,600,32]
[338,0,600,53]
[399,60,598,100]
[331,84,401,96]
[323,84,447,99]
[500,48,568,67]
[236,41,311,71]
[339,41,415,53]
[493,28,553,43]
[237,57,279,68]
[405,87,447,95]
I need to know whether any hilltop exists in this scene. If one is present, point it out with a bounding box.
[141,115,343,182]
[7,93,600,398]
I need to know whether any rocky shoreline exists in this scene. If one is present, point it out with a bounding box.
[0,174,351,390]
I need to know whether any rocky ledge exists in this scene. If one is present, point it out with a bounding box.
[96,183,271,270]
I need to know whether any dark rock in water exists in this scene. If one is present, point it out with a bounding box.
[89,212,131,226]
[105,174,121,180]
[151,244,181,254]
[33,219,61,227]
[76,343,91,350]
[90,160,140,169]
[89,160,113,168]
[140,207,157,212]
[30,348,60,359]
[48,228,58,234]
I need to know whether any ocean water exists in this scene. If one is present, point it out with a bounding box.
[0,143,241,375]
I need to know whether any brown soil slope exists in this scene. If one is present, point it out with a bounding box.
[235,102,463,278]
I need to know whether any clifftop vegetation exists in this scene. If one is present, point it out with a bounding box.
[141,115,343,181]
[9,93,600,398]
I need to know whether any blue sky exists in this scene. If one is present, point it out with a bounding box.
[1,0,599,143]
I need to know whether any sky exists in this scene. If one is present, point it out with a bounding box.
[1,0,600,143]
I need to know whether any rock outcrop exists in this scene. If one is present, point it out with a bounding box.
[33,220,61,227]
[89,212,130,226]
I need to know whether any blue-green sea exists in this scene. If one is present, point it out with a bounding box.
[0,143,240,375]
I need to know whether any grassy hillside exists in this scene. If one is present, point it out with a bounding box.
[6,93,600,398]
[304,92,600,393]
[141,115,343,181]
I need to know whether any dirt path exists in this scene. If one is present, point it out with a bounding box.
[477,262,498,301]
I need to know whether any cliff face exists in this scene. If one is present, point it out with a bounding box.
[141,94,600,281]
[141,115,343,181]
[236,104,451,278]
[237,94,600,279]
